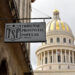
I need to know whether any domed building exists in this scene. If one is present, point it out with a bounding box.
[34,10,75,75]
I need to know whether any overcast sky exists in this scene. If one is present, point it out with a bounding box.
[30,0,75,70]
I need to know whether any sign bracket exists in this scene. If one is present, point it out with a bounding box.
[0,17,52,21]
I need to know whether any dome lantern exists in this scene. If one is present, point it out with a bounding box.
[53,9,60,20]
[53,9,59,15]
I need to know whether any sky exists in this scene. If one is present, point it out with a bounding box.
[30,0,75,70]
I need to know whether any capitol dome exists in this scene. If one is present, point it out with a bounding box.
[35,10,75,71]
[46,9,73,37]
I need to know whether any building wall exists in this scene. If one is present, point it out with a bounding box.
[0,0,33,75]
[14,0,32,58]
[14,0,31,22]
[0,44,27,75]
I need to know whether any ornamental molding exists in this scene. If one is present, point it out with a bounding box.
[36,45,75,54]
[46,31,74,38]
[36,64,75,69]
[34,70,75,73]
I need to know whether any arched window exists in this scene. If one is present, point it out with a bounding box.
[64,56,65,62]
[69,39,71,44]
[57,37,60,43]
[50,56,52,63]
[58,55,61,62]
[71,56,72,63]
[50,38,53,43]
[63,38,66,43]
[45,57,47,64]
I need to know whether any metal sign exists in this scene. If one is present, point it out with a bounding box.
[4,22,46,42]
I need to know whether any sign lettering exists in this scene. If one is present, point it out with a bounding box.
[4,22,46,42]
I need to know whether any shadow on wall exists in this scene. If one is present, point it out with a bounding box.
[0,59,9,75]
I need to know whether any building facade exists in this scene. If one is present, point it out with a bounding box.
[34,10,75,75]
[9,0,35,57]
[0,0,35,75]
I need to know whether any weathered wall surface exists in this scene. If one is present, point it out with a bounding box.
[0,0,31,75]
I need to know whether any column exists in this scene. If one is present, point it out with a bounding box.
[37,55,39,66]
[47,51,50,63]
[44,51,45,64]
[74,52,75,64]
[37,55,39,65]
[52,50,53,63]
[38,55,40,65]
[72,51,74,64]
[69,50,70,63]
[41,53,42,65]
[56,50,58,63]
[39,54,41,65]
[61,49,62,63]
[65,50,66,63]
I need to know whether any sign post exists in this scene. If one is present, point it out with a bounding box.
[4,22,46,42]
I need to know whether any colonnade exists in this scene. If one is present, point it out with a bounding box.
[37,50,75,66]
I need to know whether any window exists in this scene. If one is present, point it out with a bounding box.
[71,56,72,63]
[50,56,52,63]
[69,39,71,44]
[50,38,53,43]
[58,55,61,62]
[64,56,65,62]
[45,57,47,64]
[57,37,60,43]
[63,38,66,43]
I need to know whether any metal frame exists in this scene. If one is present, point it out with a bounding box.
[0,17,52,21]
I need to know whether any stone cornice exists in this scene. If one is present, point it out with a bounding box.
[36,63,75,69]
[34,70,75,73]
[36,45,75,54]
